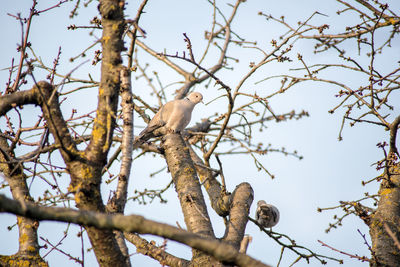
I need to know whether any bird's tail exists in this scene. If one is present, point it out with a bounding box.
[132,136,144,150]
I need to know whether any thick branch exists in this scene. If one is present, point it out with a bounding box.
[222,182,254,250]
[35,81,78,162]
[0,80,79,165]
[105,68,134,266]
[0,88,38,116]
[85,0,125,163]
[107,68,133,213]
[0,137,47,266]
[124,233,189,267]
[162,134,214,237]
[187,143,231,217]
[0,194,271,267]
[162,133,216,264]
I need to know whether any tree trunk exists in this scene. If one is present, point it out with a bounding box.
[162,133,217,265]
[0,137,48,266]
[370,165,400,266]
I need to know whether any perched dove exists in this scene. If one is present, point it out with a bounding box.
[133,92,203,147]
[256,200,280,228]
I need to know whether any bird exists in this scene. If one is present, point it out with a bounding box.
[133,92,203,147]
[255,200,280,228]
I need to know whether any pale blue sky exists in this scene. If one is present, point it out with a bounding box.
[1,1,399,266]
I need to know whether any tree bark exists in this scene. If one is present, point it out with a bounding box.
[223,182,254,250]
[162,133,216,265]
[106,68,134,266]
[187,143,231,217]
[370,165,400,266]
[162,134,215,237]
[0,137,48,267]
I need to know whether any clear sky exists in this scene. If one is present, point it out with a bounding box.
[1,1,399,266]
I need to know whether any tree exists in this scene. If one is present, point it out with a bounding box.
[0,0,399,266]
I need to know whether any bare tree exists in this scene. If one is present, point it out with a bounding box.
[0,0,399,267]
[257,1,400,266]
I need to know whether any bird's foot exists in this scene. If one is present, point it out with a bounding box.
[166,128,180,134]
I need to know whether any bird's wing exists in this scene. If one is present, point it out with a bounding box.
[133,97,197,148]
[258,203,280,227]
[133,101,175,146]
[255,205,261,221]
[165,99,196,132]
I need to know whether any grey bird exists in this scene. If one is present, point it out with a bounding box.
[133,92,203,147]
[255,200,280,228]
